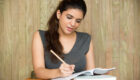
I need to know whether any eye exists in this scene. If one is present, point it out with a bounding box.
[76,20,81,23]
[67,16,72,19]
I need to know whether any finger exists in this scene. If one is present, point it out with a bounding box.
[60,66,73,73]
[61,69,73,74]
[62,64,74,70]
[62,67,74,72]
[71,64,75,70]
[61,70,73,74]
[60,63,75,73]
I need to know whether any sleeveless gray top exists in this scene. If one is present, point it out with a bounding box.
[39,30,91,72]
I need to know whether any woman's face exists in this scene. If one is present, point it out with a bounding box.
[57,8,84,35]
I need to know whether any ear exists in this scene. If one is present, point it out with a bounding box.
[56,10,61,19]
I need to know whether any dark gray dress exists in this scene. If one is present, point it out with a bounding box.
[39,30,91,73]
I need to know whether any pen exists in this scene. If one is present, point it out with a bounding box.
[50,50,66,64]
[50,50,75,73]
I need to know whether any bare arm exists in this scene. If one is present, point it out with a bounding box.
[32,31,61,79]
[85,39,95,70]
[32,31,74,79]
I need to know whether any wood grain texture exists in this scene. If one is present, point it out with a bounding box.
[120,0,134,80]
[0,0,40,80]
[1,0,13,80]
[111,0,120,79]
[77,0,92,34]
[40,0,60,30]
[90,0,101,68]
[133,0,140,80]
[0,0,140,80]
[0,0,5,80]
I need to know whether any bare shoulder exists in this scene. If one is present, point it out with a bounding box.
[32,30,42,46]
[33,30,40,39]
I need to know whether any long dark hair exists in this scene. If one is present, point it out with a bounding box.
[45,0,87,63]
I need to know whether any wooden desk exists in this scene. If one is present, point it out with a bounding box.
[25,78,42,80]
[26,78,50,80]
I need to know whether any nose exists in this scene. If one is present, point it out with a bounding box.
[70,19,76,27]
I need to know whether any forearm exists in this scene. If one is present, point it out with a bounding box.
[35,68,61,79]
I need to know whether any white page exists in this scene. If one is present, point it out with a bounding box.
[52,69,94,80]
[74,75,116,80]
[51,67,116,80]
[93,67,116,74]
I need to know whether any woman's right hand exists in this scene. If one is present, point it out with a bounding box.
[59,63,75,77]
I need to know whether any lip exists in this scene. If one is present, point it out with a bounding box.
[66,26,73,32]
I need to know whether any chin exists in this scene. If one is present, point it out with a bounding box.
[64,30,74,35]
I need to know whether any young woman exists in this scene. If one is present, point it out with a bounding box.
[32,0,95,79]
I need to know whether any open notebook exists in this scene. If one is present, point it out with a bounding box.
[52,67,116,80]
[74,75,116,80]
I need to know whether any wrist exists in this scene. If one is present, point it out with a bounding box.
[55,68,62,78]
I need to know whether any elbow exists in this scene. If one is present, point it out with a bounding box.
[34,70,42,79]
[34,72,41,79]
[34,68,47,79]
[33,67,60,79]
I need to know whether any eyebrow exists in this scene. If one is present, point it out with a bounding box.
[66,14,83,20]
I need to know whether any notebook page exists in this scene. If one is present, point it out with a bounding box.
[93,67,116,74]
[74,75,116,80]
[52,69,94,80]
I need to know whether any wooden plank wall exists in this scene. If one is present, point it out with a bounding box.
[0,0,40,80]
[0,0,140,80]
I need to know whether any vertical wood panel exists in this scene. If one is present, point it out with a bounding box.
[25,0,40,79]
[77,0,92,34]
[120,0,134,80]
[93,0,106,67]
[0,0,4,80]
[104,0,113,69]
[90,0,97,65]
[91,0,106,68]
[112,0,120,79]
[18,0,26,80]
[133,0,140,80]
[11,0,20,79]
[40,0,60,30]
[2,0,12,80]
[0,0,40,80]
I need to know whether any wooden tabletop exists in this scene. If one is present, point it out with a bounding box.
[25,78,50,80]
[26,78,44,80]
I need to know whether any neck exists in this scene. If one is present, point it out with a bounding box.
[59,31,76,39]
[58,29,76,39]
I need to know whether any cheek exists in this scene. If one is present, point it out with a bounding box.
[75,23,80,28]
[60,17,68,26]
